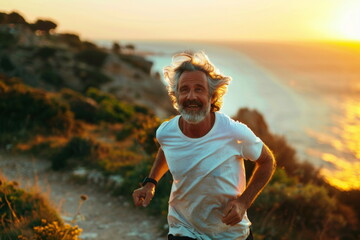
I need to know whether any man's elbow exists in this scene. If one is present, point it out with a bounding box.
[258,145,276,171]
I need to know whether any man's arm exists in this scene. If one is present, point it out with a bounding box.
[222,144,276,225]
[132,147,169,207]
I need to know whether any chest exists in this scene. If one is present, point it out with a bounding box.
[163,137,240,177]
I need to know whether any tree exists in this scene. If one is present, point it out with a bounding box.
[7,11,27,24]
[31,19,57,34]
[125,43,135,53]
[112,41,121,54]
[0,12,7,24]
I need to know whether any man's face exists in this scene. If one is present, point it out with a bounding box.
[177,71,212,124]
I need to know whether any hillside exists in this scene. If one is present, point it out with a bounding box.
[0,11,174,118]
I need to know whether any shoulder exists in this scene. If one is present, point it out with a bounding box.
[216,112,253,136]
[156,115,179,139]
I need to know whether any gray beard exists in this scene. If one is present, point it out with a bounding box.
[179,106,210,124]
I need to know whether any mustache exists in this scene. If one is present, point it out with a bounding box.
[183,100,203,108]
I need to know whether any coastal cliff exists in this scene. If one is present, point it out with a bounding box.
[0,11,174,118]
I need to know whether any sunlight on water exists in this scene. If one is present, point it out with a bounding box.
[320,153,360,190]
[341,98,360,159]
[320,98,360,190]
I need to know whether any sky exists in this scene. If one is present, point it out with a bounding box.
[1,0,360,42]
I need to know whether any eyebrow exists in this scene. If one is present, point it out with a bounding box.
[179,84,206,89]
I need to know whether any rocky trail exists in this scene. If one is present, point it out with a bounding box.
[0,153,167,240]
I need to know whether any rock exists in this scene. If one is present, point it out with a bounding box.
[61,216,73,222]
[87,170,106,186]
[107,175,124,188]
[81,232,99,239]
[98,224,110,229]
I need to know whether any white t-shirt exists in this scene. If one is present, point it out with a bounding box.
[156,112,263,240]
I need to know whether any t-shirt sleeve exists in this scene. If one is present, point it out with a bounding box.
[155,120,168,146]
[238,123,263,161]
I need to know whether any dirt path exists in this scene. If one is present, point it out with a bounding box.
[0,153,167,240]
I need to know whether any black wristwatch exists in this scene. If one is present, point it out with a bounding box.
[142,177,157,187]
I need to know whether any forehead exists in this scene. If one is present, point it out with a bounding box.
[178,71,208,88]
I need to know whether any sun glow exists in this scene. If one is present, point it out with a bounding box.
[334,2,360,41]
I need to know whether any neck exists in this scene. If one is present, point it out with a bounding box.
[179,112,215,138]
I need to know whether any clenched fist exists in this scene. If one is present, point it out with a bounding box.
[132,184,156,207]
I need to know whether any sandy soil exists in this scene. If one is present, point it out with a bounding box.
[0,153,167,240]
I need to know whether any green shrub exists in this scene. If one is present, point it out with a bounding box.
[61,88,136,124]
[57,33,82,49]
[60,89,99,123]
[0,31,17,48]
[0,81,74,144]
[98,149,141,174]
[40,69,63,87]
[85,87,135,123]
[81,41,98,50]
[34,47,57,60]
[73,66,112,90]
[75,49,108,68]
[250,170,355,239]
[0,56,15,72]
[98,99,133,123]
[51,136,109,171]
[0,179,62,239]
[133,115,162,155]
[19,219,82,240]
[85,87,112,104]
[116,123,134,141]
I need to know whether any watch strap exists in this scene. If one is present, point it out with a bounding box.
[142,177,157,187]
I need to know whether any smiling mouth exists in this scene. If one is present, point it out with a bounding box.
[187,104,200,109]
[183,100,203,110]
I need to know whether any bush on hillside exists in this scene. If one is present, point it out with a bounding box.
[250,169,357,239]
[40,69,64,88]
[34,47,58,60]
[19,219,82,240]
[75,49,108,68]
[0,179,61,239]
[85,87,135,123]
[0,31,18,48]
[0,56,15,72]
[60,89,100,123]
[73,66,112,90]
[116,123,134,141]
[51,136,109,171]
[81,41,98,50]
[0,80,74,144]
[29,19,57,34]
[85,87,113,103]
[1,11,27,24]
[133,114,162,156]
[57,33,82,49]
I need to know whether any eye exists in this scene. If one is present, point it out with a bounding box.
[179,87,188,93]
[195,87,204,92]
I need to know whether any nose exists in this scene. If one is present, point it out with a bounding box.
[187,89,196,100]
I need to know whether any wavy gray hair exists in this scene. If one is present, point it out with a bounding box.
[163,51,232,112]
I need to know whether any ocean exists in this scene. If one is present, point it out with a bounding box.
[98,40,360,190]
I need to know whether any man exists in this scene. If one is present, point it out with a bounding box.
[133,51,276,240]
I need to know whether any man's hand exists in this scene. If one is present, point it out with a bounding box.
[132,184,155,207]
[221,198,248,226]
